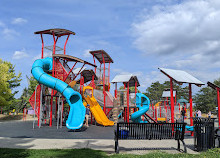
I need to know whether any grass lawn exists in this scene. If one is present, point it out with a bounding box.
[0,148,220,158]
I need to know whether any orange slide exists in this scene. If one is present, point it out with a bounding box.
[82,86,114,126]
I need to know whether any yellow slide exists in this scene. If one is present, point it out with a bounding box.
[82,86,114,126]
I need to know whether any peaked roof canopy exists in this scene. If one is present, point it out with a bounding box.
[111,74,140,87]
[159,68,204,86]
[53,54,97,67]
[90,50,114,64]
[207,81,220,90]
[35,28,75,37]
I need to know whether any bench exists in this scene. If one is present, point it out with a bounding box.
[114,122,187,153]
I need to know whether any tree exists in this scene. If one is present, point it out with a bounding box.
[144,81,189,104]
[194,78,220,113]
[26,76,38,96]
[0,59,22,108]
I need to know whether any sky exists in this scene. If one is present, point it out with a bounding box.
[1,0,220,98]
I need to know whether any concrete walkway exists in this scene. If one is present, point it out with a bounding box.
[0,137,198,154]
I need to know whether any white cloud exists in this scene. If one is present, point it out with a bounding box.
[83,49,91,58]
[133,0,220,56]
[132,0,220,85]
[13,49,28,60]
[2,28,19,39]
[33,52,52,60]
[11,18,27,25]
[0,21,5,27]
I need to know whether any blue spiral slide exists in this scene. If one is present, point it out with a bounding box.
[31,57,85,129]
[131,93,150,123]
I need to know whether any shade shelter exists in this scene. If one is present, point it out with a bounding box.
[89,50,113,114]
[111,74,140,122]
[159,68,204,135]
[207,81,220,129]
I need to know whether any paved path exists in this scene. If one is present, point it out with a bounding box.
[0,137,198,154]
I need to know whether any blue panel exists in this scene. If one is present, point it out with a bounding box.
[131,93,150,123]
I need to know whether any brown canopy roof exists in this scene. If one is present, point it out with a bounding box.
[76,70,98,84]
[53,54,97,67]
[90,50,113,64]
[34,28,75,37]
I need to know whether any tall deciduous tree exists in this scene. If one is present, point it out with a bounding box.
[0,58,22,108]
[144,81,189,104]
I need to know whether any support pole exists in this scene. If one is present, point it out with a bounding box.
[102,54,106,114]
[189,83,193,136]
[170,78,175,123]
[217,88,220,129]
[40,34,44,59]
[64,35,70,55]
[114,83,117,98]
[127,82,129,123]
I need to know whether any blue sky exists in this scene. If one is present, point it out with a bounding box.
[1,0,220,98]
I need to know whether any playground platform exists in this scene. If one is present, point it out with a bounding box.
[0,120,199,154]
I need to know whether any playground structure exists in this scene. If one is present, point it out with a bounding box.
[29,29,98,129]
[27,28,220,134]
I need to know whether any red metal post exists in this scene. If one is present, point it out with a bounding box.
[108,62,110,88]
[170,78,175,123]
[64,34,70,55]
[73,63,85,81]
[40,34,44,59]
[189,83,194,136]
[102,54,106,114]
[155,107,157,121]
[217,88,220,129]
[93,55,96,74]
[127,82,129,122]
[114,83,117,98]
[152,104,154,118]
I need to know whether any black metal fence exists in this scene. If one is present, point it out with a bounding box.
[193,118,216,151]
[115,122,186,153]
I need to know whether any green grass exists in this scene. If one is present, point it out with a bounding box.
[0,148,219,158]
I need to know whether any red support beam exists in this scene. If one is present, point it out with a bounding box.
[102,53,106,114]
[40,34,44,59]
[108,62,110,87]
[72,63,85,81]
[127,82,129,122]
[217,88,220,129]
[170,78,175,123]
[114,83,117,98]
[64,34,70,55]
[189,83,193,136]
[64,61,78,82]
[92,54,96,74]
